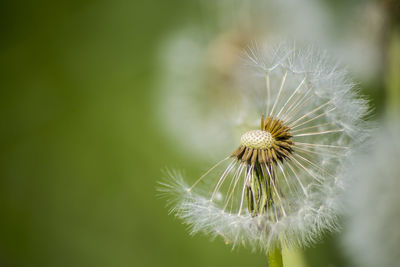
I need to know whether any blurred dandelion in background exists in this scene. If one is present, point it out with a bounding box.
[342,123,400,267]
[156,0,382,161]
[159,43,370,265]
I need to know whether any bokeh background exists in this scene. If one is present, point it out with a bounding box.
[0,0,397,266]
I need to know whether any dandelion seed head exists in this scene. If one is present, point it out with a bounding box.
[160,42,370,252]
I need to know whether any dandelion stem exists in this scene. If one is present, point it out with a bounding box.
[268,247,283,267]
[386,25,400,117]
[282,247,308,267]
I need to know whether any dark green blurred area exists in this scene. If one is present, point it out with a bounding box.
[0,1,267,266]
[0,1,384,267]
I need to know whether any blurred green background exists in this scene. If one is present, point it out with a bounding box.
[0,0,389,266]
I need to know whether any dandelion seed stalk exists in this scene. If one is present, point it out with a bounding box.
[282,248,307,267]
[268,247,283,267]
[386,26,400,117]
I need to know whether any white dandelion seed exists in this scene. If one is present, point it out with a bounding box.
[342,123,400,267]
[159,43,370,253]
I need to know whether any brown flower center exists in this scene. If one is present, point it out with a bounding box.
[231,116,293,166]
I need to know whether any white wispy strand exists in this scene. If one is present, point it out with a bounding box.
[342,123,400,267]
[161,43,370,252]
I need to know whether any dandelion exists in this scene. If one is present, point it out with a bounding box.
[342,124,400,267]
[159,43,369,264]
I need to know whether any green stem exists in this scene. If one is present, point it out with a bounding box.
[282,247,308,267]
[268,247,283,267]
[386,25,400,117]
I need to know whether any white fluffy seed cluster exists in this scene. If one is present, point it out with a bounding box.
[161,43,370,252]
[240,130,274,149]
